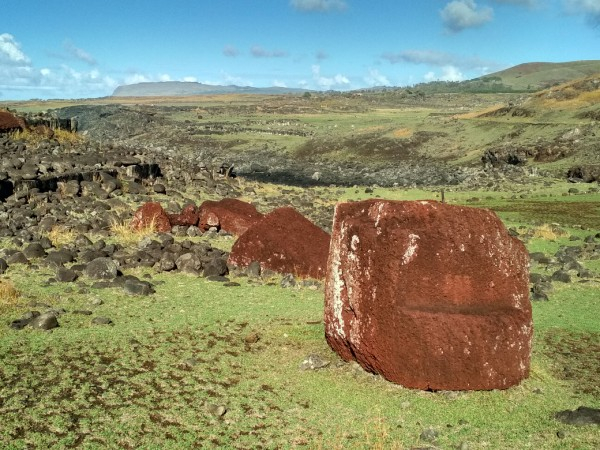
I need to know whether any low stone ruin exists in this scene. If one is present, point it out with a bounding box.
[324,199,532,391]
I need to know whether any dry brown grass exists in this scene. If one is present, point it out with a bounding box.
[532,223,568,241]
[0,279,21,312]
[110,217,158,244]
[45,225,77,247]
[10,127,86,147]
[392,128,413,138]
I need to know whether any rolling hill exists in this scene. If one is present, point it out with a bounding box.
[112,81,311,97]
[474,60,600,91]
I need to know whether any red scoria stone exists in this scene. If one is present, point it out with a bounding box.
[168,203,198,227]
[130,202,171,233]
[0,110,26,132]
[198,198,263,236]
[228,207,330,279]
[324,199,532,391]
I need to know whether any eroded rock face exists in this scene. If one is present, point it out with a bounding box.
[325,200,532,391]
[130,202,172,233]
[228,207,330,279]
[198,198,263,235]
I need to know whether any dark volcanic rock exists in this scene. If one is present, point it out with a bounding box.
[555,406,600,425]
[85,257,118,280]
[29,312,59,330]
[325,200,532,391]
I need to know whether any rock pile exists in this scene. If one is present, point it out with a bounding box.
[325,199,532,391]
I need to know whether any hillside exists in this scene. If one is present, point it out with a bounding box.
[474,60,600,91]
[112,81,310,97]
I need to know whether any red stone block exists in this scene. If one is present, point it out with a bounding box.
[228,207,330,279]
[325,200,532,390]
[198,198,263,236]
[130,202,171,233]
[168,203,198,227]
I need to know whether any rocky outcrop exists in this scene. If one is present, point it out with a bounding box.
[325,199,532,391]
[228,207,330,279]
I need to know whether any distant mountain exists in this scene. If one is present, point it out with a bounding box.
[473,60,600,91]
[112,81,310,97]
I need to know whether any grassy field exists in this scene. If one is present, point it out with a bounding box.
[1,182,599,449]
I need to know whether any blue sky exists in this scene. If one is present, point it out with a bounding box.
[1,0,598,100]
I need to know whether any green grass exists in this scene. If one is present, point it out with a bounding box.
[1,238,599,449]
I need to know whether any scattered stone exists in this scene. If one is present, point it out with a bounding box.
[85,257,118,280]
[202,257,229,278]
[0,258,7,274]
[419,427,439,443]
[223,281,241,287]
[206,404,227,417]
[6,252,28,265]
[29,312,59,330]
[91,317,113,325]
[551,270,571,283]
[555,406,600,425]
[123,278,155,296]
[280,273,297,289]
[72,310,93,315]
[23,243,47,259]
[56,267,78,283]
[299,354,330,370]
[244,333,260,344]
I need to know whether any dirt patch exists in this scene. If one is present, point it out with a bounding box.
[543,330,600,397]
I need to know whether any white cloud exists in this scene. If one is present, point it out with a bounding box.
[382,49,502,72]
[364,68,390,86]
[565,0,600,26]
[158,74,172,82]
[64,40,97,65]
[182,76,198,82]
[251,45,288,58]
[493,0,537,6]
[311,64,350,89]
[290,0,347,12]
[273,79,288,87]
[223,45,240,57]
[424,66,465,82]
[441,0,493,33]
[0,33,30,65]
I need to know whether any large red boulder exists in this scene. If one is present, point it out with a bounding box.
[228,207,330,279]
[130,202,171,233]
[168,203,198,227]
[325,200,532,391]
[0,110,26,132]
[198,198,263,236]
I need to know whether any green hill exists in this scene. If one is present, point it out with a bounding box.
[475,60,600,91]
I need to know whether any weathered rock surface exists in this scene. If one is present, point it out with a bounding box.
[325,200,532,391]
[130,202,172,233]
[198,198,263,235]
[228,207,330,279]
